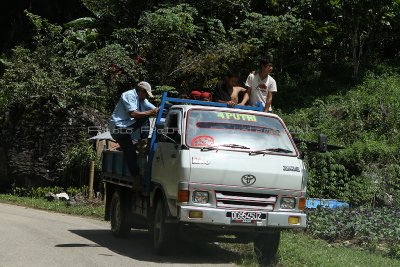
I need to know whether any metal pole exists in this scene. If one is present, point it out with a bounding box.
[89,160,95,199]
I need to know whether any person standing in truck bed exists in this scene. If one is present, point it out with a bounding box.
[213,70,249,107]
[109,81,158,183]
[245,55,277,112]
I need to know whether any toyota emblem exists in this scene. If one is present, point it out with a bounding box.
[241,174,256,185]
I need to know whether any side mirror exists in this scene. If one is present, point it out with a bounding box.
[293,137,302,144]
[318,134,328,153]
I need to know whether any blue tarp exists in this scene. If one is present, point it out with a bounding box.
[306,198,350,209]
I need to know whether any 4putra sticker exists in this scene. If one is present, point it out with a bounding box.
[217,112,257,122]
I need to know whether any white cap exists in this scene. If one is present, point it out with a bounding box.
[137,81,154,98]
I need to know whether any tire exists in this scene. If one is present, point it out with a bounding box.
[153,199,177,255]
[110,190,131,237]
[253,231,281,266]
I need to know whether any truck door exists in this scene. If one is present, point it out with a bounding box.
[152,110,183,200]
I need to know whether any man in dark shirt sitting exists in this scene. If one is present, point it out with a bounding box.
[213,70,249,107]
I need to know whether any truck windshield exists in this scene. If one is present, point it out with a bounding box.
[186,110,296,155]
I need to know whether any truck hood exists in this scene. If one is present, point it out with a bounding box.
[189,149,303,191]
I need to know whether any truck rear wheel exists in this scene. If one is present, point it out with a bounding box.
[253,231,281,266]
[153,199,177,255]
[110,190,131,237]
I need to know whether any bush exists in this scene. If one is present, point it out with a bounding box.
[283,72,400,207]
[0,12,144,115]
[57,134,100,188]
[66,186,88,197]
[10,185,87,198]
[307,207,400,258]
[31,186,63,198]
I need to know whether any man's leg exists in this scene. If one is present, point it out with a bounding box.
[112,119,149,183]
[112,132,140,178]
[131,118,150,139]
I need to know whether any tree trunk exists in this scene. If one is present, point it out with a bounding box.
[352,21,360,79]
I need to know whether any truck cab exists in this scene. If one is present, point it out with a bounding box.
[152,105,306,226]
[102,93,308,265]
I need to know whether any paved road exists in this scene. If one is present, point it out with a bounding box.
[0,203,236,267]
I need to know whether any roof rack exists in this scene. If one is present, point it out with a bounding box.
[160,94,264,111]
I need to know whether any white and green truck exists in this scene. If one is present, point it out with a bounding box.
[102,93,323,264]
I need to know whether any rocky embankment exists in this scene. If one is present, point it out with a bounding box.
[0,95,106,188]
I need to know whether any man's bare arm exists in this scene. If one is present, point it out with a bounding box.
[239,87,251,105]
[128,108,158,119]
[240,90,250,105]
[264,92,273,112]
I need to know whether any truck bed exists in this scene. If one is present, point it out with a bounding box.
[102,150,136,188]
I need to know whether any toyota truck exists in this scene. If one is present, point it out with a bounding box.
[102,92,320,265]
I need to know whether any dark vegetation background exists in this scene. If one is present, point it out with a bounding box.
[0,0,399,209]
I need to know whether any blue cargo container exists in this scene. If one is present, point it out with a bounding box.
[103,151,114,173]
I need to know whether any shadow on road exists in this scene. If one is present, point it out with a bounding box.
[65,229,240,264]
[55,243,102,248]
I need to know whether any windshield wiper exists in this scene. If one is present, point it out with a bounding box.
[201,143,250,151]
[249,148,293,155]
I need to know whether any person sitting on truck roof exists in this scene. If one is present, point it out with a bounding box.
[245,55,277,112]
[213,70,249,107]
[109,81,159,183]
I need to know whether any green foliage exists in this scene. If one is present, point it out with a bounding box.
[57,134,100,187]
[30,186,63,198]
[64,17,98,30]
[66,186,89,197]
[138,4,200,85]
[389,242,400,260]
[111,28,139,53]
[0,12,145,114]
[307,207,400,257]
[25,11,63,44]
[11,186,29,197]
[140,4,198,41]
[171,42,254,90]
[10,185,88,198]
[152,85,179,105]
[283,72,400,207]
[307,152,355,203]
[76,43,146,110]
[190,0,251,28]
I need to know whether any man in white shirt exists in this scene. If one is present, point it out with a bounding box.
[244,55,277,112]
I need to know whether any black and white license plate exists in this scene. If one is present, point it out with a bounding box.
[230,211,262,224]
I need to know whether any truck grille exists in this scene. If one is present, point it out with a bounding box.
[215,191,277,211]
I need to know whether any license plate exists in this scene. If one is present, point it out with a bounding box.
[230,211,262,224]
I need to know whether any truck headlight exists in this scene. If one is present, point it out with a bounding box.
[192,191,209,204]
[280,197,295,209]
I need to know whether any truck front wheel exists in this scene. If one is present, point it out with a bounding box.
[153,199,177,255]
[253,231,281,266]
[110,190,131,237]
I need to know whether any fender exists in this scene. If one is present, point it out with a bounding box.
[151,183,177,218]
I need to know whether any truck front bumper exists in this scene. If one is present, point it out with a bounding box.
[179,206,306,228]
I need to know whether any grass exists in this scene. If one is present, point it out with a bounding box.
[220,231,400,267]
[0,194,104,219]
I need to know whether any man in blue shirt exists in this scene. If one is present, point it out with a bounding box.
[109,81,158,183]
